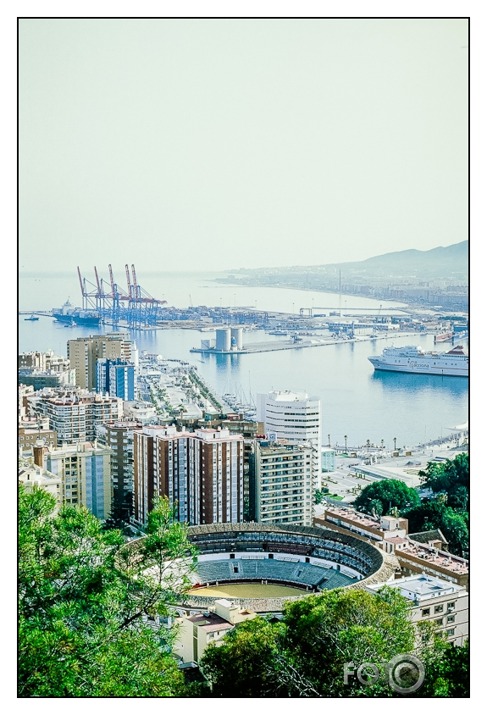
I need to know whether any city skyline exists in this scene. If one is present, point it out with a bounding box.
[19,18,468,273]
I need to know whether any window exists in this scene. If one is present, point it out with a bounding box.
[421,608,431,617]
[435,618,443,626]
[434,604,444,614]
[447,615,455,624]
[446,628,455,637]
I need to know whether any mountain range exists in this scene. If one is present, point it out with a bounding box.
[221,241,468,286]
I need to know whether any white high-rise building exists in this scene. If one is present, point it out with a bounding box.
[256,390,322,487]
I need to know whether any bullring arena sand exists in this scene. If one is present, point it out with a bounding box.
[187,583,305,598]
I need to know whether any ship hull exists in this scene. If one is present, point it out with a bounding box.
[53,313,101,327]
[368,357,468,377]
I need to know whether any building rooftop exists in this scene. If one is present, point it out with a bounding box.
[322,507,468,578]
[398,541,468,575]
[409,529,449,546]
[267,390,309,400]
[368,574,465,600]
[186,612,234,633]
[385,536,409,545]
[324,505,382,530]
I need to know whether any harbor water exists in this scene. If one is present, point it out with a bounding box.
[18,271,469,451]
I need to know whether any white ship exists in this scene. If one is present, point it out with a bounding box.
[368,344,468,377]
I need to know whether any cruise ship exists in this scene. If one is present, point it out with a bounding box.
[368,345,468,377]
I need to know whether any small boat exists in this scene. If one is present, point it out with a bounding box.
[24,314,39,321]
[434,331,454,343]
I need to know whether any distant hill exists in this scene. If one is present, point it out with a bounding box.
[218,242,468,305]
[350,241,468,277]
[224,242,468,282]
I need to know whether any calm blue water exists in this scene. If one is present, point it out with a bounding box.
[18,271,468,450]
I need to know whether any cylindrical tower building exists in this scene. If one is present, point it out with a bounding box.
[216,328,231,351]
[231,327,244,350]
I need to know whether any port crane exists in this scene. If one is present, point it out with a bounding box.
[76,265,167,327]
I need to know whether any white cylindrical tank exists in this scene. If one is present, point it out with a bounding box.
[231,327,244,350]
[216,328,231,351]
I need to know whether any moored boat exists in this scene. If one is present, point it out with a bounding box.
[368,344,468,377]
[434,331,454,343]
[52,299,102,327]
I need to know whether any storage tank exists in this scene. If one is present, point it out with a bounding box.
[215,328,231,351]
[231,327,244,350]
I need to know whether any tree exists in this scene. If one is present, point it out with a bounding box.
[401,500,469,558]
[419,453,469,509]
[314,488,329,505]
[369,498,383,518]
[200,586,421,697]
[354,479,420,516]
[200,618,288,697]
[419,640,469,697]
[18,485,197,697]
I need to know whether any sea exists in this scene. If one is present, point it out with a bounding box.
[18,271,469,451]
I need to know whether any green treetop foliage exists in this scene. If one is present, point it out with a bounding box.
[199,586,432,697]
[18,485,197,697]
[354,479,420,517]
[419,453,469,510]
[420,640,469,697]
[401,499,469,558]
[199,618,288,697]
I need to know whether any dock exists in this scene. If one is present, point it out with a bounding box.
[190,333,421,356]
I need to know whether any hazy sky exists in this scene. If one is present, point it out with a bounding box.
[19,18,468,273]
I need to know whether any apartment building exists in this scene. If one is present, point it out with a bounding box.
[18,367,77,390]
[257,390,322,487]
[96,358,136,400]
[67,333,137,390]
[96,420,142,522]
[367,574,468,646]
[18,453,63,512]
[18,384,35,421]
[19,350,71,372]
[24,387,123,444]
[249,440,314,526]
[42,441,112,519]
[315,505,469,588]
[174,599,256,666]
[134,425,244,526]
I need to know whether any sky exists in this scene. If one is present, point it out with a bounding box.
[18,16,469,274]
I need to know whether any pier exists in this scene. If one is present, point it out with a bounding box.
[190,332,421,356]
